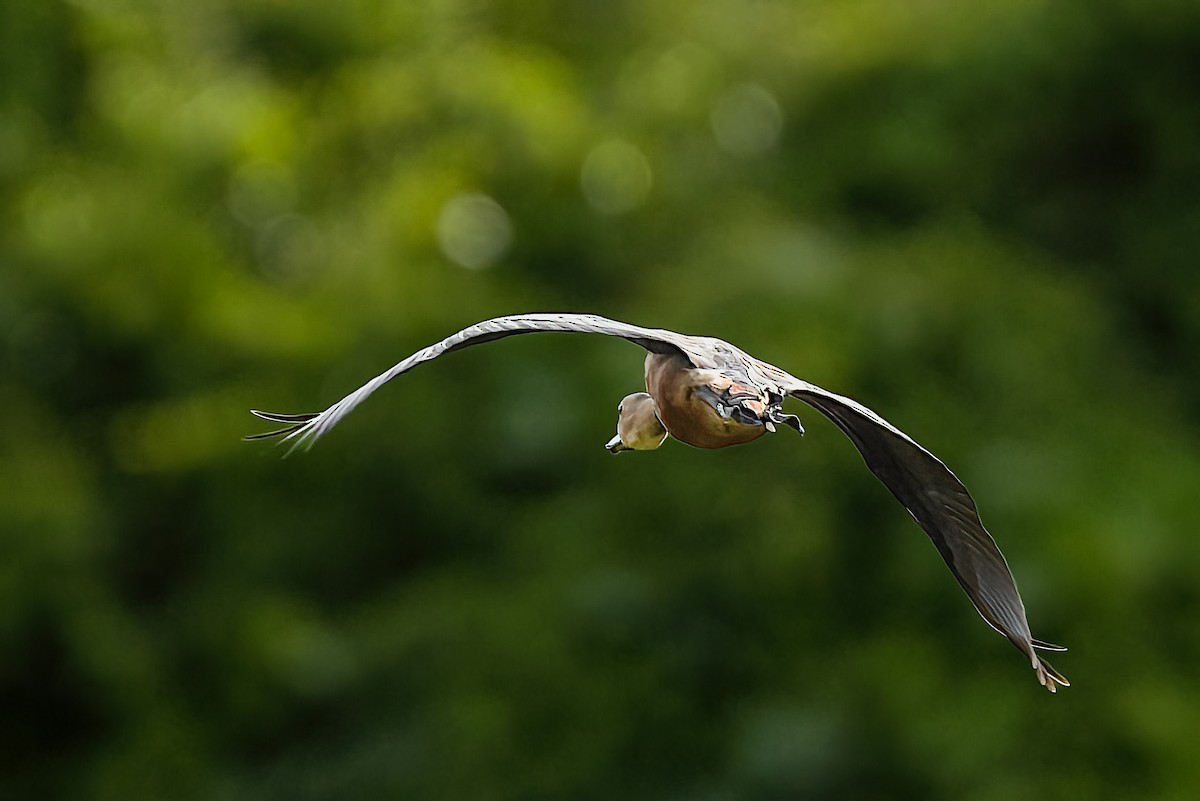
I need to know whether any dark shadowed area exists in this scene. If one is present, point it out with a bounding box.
[3,1,1199,799]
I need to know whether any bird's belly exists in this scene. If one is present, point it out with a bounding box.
[657,403,766,449]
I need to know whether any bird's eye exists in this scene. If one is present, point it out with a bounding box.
[617,402,624,413]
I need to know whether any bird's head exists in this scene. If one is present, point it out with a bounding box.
[605,392,667,453]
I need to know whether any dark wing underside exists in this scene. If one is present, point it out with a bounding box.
[788,382,1068,691]
[247,313,701,450]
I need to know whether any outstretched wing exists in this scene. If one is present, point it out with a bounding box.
[247,313,702,450]
[787,380,1069,692]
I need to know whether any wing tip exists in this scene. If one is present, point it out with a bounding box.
[245,409,323,452]
[1032,637,1068,652]
[1035,655,1070,693]
[250,409,320,424]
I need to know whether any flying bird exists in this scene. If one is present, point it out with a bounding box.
[248,313,1068,691]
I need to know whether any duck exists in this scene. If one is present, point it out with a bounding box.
[248,312,1069,692]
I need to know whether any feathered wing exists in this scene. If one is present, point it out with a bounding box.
[786,380,1069,692]
[247,313,705,450]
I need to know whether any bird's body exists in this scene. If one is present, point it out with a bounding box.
[643,352,771,449]
[249,312,1068,692]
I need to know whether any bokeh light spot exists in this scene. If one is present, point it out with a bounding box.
[436,192,514,269]
[710,83,783,157]
[580,139,652,215]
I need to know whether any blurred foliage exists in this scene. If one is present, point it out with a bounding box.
[3,0,1200,799]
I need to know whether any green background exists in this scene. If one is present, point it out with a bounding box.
[4,1,1199,798]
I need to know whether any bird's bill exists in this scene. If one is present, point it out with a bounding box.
[605,434,630,453]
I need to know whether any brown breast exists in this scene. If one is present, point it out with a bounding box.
[644,352,766,449]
